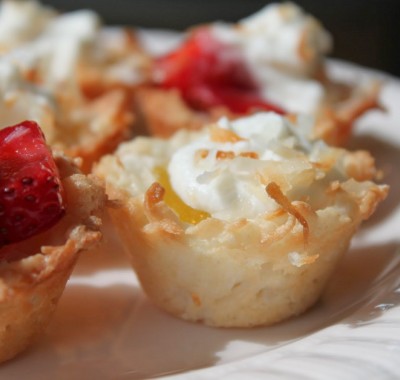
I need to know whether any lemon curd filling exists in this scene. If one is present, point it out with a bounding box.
[153,166,210,224]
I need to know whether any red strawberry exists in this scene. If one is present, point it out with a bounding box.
[155,28,285,115]
[0,121,66,257]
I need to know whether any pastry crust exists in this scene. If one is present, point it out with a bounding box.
[135,87,229,138]
[0,153,106,363]
[137,3,381,145]
[52,89,135,173]
[0,1,151,171]
[54,29,151,171]
[313,74,382,145]
[137,79,381,145]
[95,124,388,327]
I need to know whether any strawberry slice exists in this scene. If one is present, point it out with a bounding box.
[155,28,285,115]
[0,121,66,256]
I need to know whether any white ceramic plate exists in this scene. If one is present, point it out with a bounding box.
[1,49,400,379]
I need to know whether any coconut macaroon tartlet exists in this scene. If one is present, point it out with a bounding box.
[95,112,387,328]
[0,0,151,171]
[0,121,106,362]
[0,57,132,173]
[139,2,380,146]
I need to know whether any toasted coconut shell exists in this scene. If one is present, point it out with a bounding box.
[137,78,381,145]
[52,89,135,173]
[314,80,381,145]
[94,134,388,328]
[0,154,106,363]
[99,178,386,327]
[135,87,235,138]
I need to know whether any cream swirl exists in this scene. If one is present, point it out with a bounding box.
[168,112,314,220]
[211,3,332,114]
[0,0,100,89]
[0,0,54,49]
[0,60,56,140]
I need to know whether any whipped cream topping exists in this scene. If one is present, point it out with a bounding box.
[211,3,332,114]
[0,1,104,91]
[0,60,56,139]
[0,0,55,49]
[168,112,316,220]
[0,1,148,91]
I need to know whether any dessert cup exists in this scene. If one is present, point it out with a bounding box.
[95,113,388,327]
[0,153,106,362]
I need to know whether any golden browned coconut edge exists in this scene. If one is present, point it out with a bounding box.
[94,133,388,328]
[0,153,106,363]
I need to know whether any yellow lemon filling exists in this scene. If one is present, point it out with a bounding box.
[153,167,210,224]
